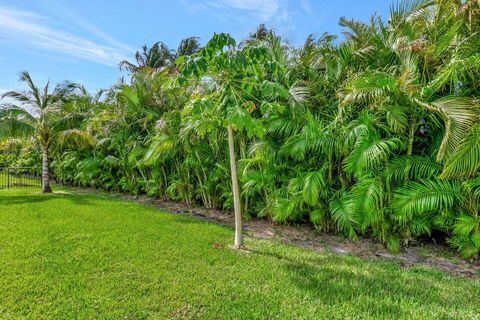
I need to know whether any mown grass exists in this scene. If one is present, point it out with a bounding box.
[0,189,479,319]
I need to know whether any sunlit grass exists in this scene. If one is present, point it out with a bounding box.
[0,188,479,319]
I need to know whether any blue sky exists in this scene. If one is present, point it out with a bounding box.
[0,0,393,94]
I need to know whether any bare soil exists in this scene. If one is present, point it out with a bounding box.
[71,188,480,278]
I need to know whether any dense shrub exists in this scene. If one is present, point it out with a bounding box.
[2,0,480,258]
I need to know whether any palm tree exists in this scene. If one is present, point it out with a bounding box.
[119,42,174,73]
[120,37,201,73]
[0,71,74,193]
[2,0,477,258]
[177,37,201,57]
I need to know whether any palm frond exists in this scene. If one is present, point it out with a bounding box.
[58,129,96,149]
[392,179,462,225]
[329,193,358,239]
[440,124,480,179]
[415,97,478,162]
[119,60,139,73]
[340,72,397,106]
[18,71,42,107]
[385,155,442,184]
[344,135,403,177]
[432,98,478,162]
[0,106,36,138]
[0,120,35,139]
[288,84,310,104]
[303,172,325,206]
[349,177,385,230]
[385,104,409,133]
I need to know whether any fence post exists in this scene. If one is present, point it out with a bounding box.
[7,168,10,189]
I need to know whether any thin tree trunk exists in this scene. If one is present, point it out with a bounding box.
[328,152,333,184]
[240,136,248,215]
[407,122,415,156]
[227,124,243,249]
[42,145,52,193]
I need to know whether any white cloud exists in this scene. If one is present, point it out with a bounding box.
[299,0,312,14]
[207,0,281,21]
[181,0,311,35]
[36,1,135,53]
[0,6,131,66]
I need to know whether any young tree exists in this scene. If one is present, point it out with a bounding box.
[181,33,266,248]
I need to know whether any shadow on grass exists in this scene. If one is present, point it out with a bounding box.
[249,247,469,318]
[0,193,93,206]
[63,194,94,206]
[0,195,52,205]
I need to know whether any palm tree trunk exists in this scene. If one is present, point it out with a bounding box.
[406,112,419,156]
[42,146,52,193]
[227,124,243,249]
[407,123,415,156]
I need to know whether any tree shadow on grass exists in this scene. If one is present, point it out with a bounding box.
[249,247,476,318]
[0,195,52,205]
[63,194,94,206]
[0,193,93,207]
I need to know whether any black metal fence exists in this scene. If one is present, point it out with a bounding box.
[0,167,42,189]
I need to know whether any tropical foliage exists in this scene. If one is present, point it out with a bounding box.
[1,0,480,257]
[0,72,77,192]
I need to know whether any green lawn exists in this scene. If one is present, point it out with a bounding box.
[0,189,479,319]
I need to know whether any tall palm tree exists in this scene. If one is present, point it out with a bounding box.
[120,37,201,73]
[0,71,74,193]
[119,42,175,73]
[176,36,201,57]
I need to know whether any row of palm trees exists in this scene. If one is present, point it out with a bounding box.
[1,0,479,257]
